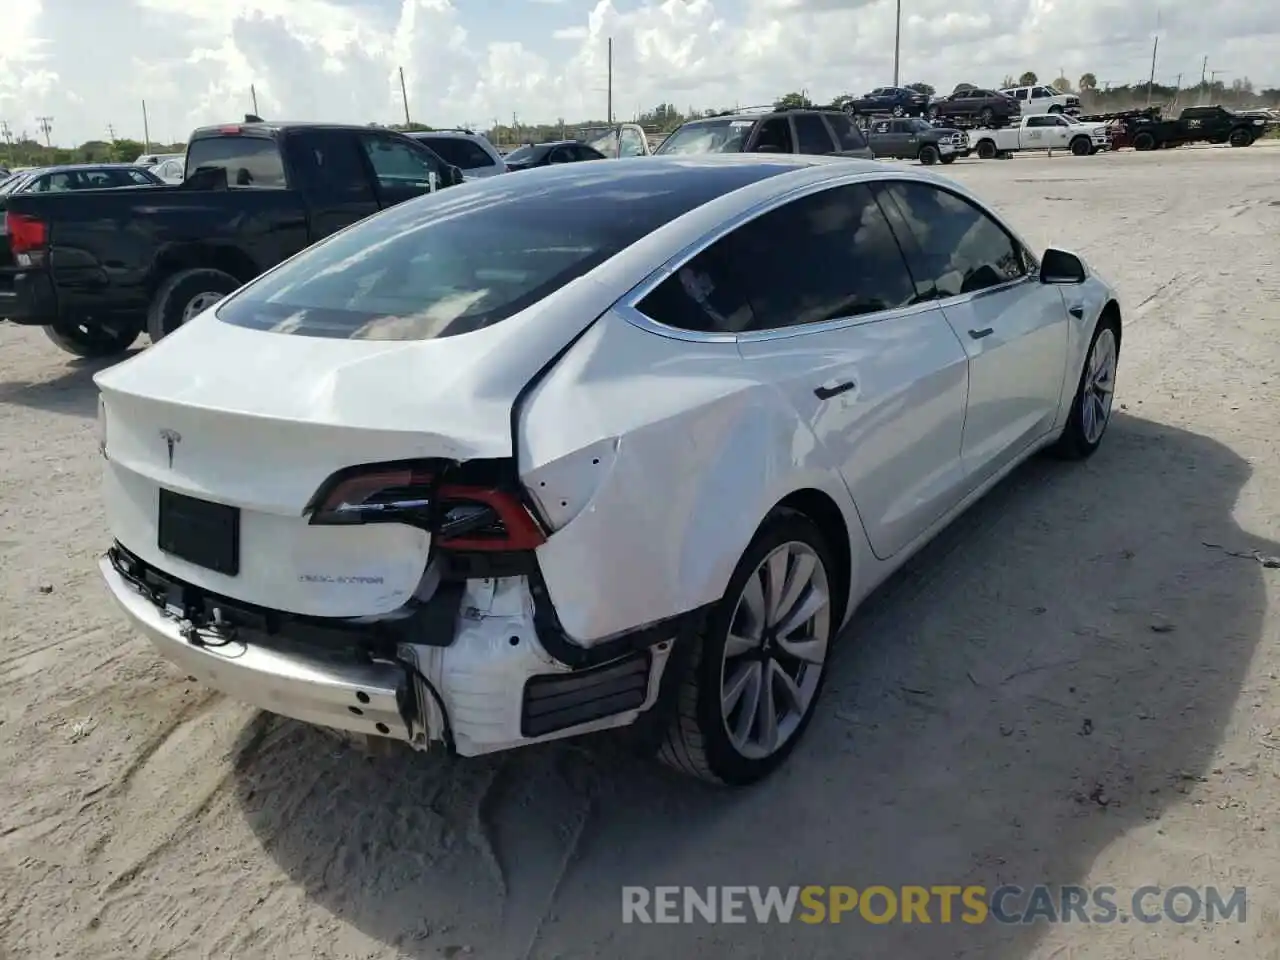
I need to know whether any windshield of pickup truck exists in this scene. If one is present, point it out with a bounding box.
[185,135,286,188]
[215,164,776,341]
[654,118,754,155]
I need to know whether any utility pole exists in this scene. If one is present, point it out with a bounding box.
[399,67,410,126]
[36,116,53,147]
[1145,10,1160,106]
[107,123,116,141]
[892,0,902,86]
[251,84,259,116]
[1200,56,1208,88]
[142,100,151,152]
[0,121,12,166]
[607,37,613,125]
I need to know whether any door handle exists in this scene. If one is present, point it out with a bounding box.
[814,380,857,400]
[968,327,994,339]
[1068,304,1084,318]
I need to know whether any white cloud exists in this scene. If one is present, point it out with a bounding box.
[0,0,1276,145]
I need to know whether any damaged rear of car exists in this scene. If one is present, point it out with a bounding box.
[95,158,828,769]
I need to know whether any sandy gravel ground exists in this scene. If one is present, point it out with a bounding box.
[2,143,1279,960]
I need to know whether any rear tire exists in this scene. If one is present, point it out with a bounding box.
[658,511,838,786]
[980,107,994,126]
[1050,314,1120,461]
[147,268,242,344]
[1070,136,1092,156]
[918,144,940,165]
[976,138,997,159]
[42,318,141,358]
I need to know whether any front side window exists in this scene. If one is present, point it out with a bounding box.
[1027,116,1054,128]
[186,136,286,188]
[1032,87,1049,98]
[793,114,835,154]
[360,135,441,185]
[654,119,755,155]
[752,117,793,153]
[874,180,1027,300]
[619,128,647,157]
[826,114,869,151]
[636,183,917,334]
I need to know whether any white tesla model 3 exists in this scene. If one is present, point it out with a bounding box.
[95,155,1122,785]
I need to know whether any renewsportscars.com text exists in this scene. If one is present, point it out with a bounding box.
[621,885,1247,925]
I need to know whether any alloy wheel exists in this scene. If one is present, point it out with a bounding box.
[719,541,830,760]
[182,291,225,324]
[1081,327,1117,444]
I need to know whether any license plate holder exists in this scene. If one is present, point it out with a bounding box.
[157,489,240,576]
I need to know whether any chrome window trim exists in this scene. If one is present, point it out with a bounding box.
[617,170,1035,344]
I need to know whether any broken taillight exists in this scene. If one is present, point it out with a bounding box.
[306,461,546,553]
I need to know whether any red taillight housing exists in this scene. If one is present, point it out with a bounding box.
[7,212,48,262]
[306,460,546,553]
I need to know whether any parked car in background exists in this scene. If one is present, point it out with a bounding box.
[999,85,1081,116]
[865,117,969,164]
[845,86,931,117]
[135,152,182,168]
[579,122,653,157]
[655,107,874,159]
[405,129,508,179]
[969,115,1109,159]
[0,163,162,199]
[1128,105,1268,150]
[3,120,465,357]
[929,89,1021,128]
[503,140,607,171]
[150,157,185,183]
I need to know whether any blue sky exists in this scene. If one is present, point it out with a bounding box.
[1,0,1276,145]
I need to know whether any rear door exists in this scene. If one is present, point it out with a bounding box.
[286,127,380,241]
[791,112,838,155]
[720,181,970,558]
[356,130,445,207]
[874,179,1070,487]
[823,112,872,157]
[868,119,895,157]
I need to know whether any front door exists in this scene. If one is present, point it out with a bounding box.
[287,128,379,242]
[874,179,1071,486]
[357,131,444,209]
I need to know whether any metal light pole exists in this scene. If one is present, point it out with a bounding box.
[141,100,151,153]
[399,66,411,126]
[892,0,902,86]
[607,37,613,125]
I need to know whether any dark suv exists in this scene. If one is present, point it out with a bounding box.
[929,89,1021,128]
[654,107,874,159]
[845,86,931,117]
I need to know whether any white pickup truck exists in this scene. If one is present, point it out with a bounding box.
[969,114,1109,158]
[999,84,1081,116]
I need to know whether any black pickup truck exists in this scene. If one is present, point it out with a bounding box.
[1128,105,1269,151]
[1,119,464,357]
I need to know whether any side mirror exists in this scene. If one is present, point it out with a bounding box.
[445,164,465,187]
[1040,247,1086,284]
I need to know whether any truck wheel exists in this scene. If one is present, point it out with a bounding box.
[939,154,956,164]
[1070,136,1092,156]
[43,318,141,359]
[1228,128,1253,147]
[1048,105,1064,114]
[147,268,242,343]
[975,139,997,160]
[918,144,940,165]
[1132,131,1156,151]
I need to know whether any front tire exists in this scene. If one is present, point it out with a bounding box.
[1228,128,1253,147]
[918,144,940,165]
[658,511,838,786]
[1133,131,1156,151]
[147,268,242,343]
[939,154,956,164]
[1070,136,1092,156]
[1050,315,1120,460]
[976,138,998,159]
[42,317,141,358]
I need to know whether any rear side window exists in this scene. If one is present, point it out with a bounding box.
[420,137,495,170]
[636,182,916,334]
[825,114,868,151]
[215,164,777,341]
[793,114,835,154]
[186,136,286,188]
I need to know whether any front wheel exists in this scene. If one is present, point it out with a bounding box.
[891,105,905,117]
[1133,131,1156,151]
[658,511,838,785]
[975,138,997,160]
[147,268,243,343]
[918,144,940,165]
[43,317,141,358]
[1228,128,1253,147]
[1070,136,1092,156]
[939,154,956,164]
[1048,104,1064,114]
[1050,316,1120,460]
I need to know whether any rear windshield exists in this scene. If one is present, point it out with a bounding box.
[655,119,755,155]
[185,135,286,188]
[215,163,784,341]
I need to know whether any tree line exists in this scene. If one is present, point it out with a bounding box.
[4,70,1277,169]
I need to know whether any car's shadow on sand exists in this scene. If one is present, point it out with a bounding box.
[229,411,1276,959]
[0,349,139,418]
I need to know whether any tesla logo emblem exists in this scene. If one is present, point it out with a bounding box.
[159,429,181,468]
